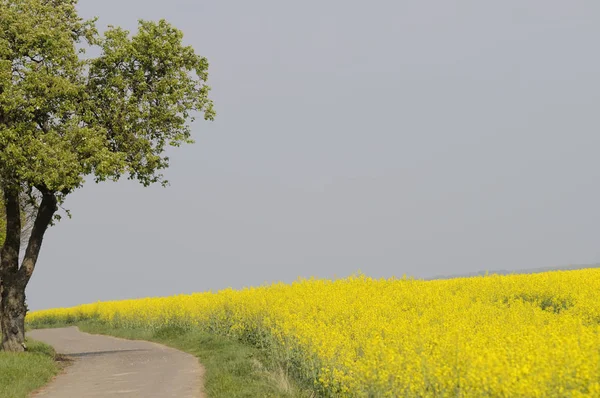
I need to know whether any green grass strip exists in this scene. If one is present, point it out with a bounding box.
[0,339,61,398]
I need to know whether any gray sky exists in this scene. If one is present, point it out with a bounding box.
[28,0,600,310]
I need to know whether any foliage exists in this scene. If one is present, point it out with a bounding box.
[28,269,600,397]
[0,0,214,193]
[0,0,214,250]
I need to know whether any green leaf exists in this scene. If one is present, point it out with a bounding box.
[0,0,214,196]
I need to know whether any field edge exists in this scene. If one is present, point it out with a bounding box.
[28,320,316,398]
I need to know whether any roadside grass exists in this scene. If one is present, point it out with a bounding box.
[0,339,62,398]
[28,321,316,398]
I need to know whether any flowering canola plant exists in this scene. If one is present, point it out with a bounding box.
[28,269,600,397]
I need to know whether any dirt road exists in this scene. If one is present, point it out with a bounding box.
[27,327,204,398]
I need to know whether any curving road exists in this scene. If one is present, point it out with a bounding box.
[27,327,205,398]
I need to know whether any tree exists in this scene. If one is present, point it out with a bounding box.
[0,0,215,351]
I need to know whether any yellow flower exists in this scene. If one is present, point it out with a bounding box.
[27,269,600,397]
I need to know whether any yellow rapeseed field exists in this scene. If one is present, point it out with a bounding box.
[28,269,600,397]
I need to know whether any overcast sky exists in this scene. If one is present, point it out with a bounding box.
[28,0,600,310]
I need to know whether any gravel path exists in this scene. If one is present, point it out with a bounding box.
[27,327,205,398]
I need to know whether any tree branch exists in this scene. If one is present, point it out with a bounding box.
[19,188,40,250]
[18,191,57,285]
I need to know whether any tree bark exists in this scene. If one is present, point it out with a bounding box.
[0,187,57,352]
[0,275,26,352]
[0,187,23,351]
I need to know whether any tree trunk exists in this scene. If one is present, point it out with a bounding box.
[0,186,56,352]
[0,187,24,351]
[0,276,26,352]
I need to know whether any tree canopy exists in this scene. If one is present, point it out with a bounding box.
[0,0,214,194]
[0,0,214,351]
